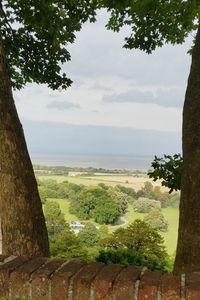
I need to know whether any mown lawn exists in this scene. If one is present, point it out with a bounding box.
[47,198,77,223]
[162,207,179,255]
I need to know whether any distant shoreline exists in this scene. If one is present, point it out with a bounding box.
[31,153,154,171]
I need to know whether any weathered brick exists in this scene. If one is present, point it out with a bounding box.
[161,273,181,300]
[10,257,47,300]
[72,262,104,300]
[138,269,162,300]
[0,256,29,300]
[185,272,200,300]
[2,256,200,300]
[93,264,124,300]
[113,266,142,300]
[31,259,65,300]
[51,260,85,300]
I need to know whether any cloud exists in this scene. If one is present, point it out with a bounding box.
[92,81,112,91]
[65,10,192,88]
[103,88,185,108]
[47,100,80,110]
[15,10,189,135]
[72,78,86,88]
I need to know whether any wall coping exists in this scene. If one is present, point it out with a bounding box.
[0,255,199,299]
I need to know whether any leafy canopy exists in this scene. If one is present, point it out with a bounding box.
[2,1,199,90]
[69,185,127,224]
[44,200,63,217]
[148,154,182,192]
[143,208,168,232]
[102,0,199,53]
[78,222,100,247]
[0,0,98,89]
[99,219,168,270]
[102,219,166,252]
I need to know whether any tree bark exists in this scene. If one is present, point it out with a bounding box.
[174,22,200,274]
[0,32,50,256]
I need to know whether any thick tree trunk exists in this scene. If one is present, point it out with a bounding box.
[174,22,200,274]
[0,33,50,256]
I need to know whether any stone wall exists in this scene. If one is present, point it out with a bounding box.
[0,255,199,299]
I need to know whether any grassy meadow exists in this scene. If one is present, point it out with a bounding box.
[38,173,166,191]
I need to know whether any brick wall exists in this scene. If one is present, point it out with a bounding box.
[0,255,199,299]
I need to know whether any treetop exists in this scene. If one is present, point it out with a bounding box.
[0,0,98,89]
[102,0,199,53]
[1,0,199,90]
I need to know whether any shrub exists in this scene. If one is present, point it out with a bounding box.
[97,249,167,271]
[143,209,168,232]
[99,220,168,271]
[78,223,100,247]
[166,193,180,208]
[133,197,161,213]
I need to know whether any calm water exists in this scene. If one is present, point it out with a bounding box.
[31,153,154,171]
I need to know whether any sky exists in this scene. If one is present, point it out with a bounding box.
[14,10,193,159]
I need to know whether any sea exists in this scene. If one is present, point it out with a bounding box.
[30,153,155,171]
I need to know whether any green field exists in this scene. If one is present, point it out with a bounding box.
[48,198,77,223]
[50,198,179,255]
[162,208,179,254]
[38,174,165,191]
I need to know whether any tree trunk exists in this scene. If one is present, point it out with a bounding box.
[0,32,50,256]
[174,22,200,274]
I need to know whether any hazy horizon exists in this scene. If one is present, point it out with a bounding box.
[23,119,181,170]
[24,119,181,156]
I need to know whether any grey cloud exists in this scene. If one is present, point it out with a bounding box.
[29,86,46,96]
[48,92,63,98]
[65,10,192,87]
[14,85,45,100]
[72,78,86,88]
[103,88,185,108]
[92,81,112,91]
[47,100,80,110]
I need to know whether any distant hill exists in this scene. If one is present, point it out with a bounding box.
[22,120,181,156]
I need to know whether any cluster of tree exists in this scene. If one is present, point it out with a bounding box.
[38,178,179,208]
[68,184,129,224]
[133,197,161,213]
[135,181,180,209]
[43,200,171,271]
[38,179,134,224]
[143,209,168,232]
[38,179,178,230]
[98,220,170,271]
[37,179,82,203]
[131,181,180,232]
[44,201,88,260]
[44,200,110,261]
